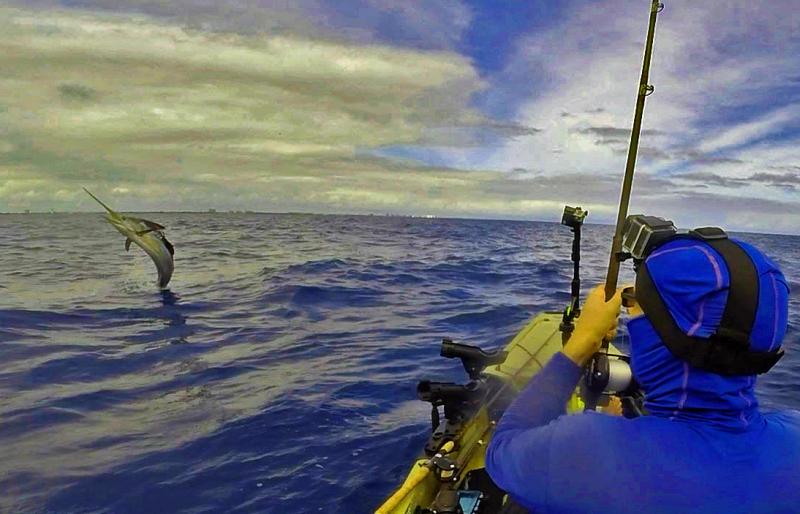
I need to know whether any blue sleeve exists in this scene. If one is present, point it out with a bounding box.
[485,351,583,508]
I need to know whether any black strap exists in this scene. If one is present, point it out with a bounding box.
[704,237,758,348]
[636,236,783,375]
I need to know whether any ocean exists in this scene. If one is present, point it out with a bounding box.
[1,213,798,513]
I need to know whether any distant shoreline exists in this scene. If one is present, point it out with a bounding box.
[2,211,797,237]
[2,210,573,224]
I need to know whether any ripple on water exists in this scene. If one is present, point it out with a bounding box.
[0,214,797,514]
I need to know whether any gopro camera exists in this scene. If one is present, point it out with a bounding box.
[620,215,677,261]
[561,206,588,229]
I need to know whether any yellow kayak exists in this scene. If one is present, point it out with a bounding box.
[375,311,593,514]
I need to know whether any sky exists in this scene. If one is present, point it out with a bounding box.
[1,1,799,234]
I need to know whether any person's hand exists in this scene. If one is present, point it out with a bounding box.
[602,396,624,416]
[626,297,644,317]
[621,286,644,317]
[562,284,624,366]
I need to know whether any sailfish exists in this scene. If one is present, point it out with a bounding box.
[83,188,175,288]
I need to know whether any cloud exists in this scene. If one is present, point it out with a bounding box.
[1,2,798,234]
[673,167,800,193]
[570,126,665,153]
[637,146,672,161]
[57,83,99,102]
[480,121,541,138]
[0,5,492,213]
[478,0,800,232]
[697,104,800,154]
[749,171,800,192]
[673,150,743,166]
[638,191,800,235]
[10,0,473,50]
[572,126,663,141]
[671,172,748,189]
[416,120,541,148]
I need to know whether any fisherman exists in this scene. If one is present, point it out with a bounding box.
[486,235,800,513]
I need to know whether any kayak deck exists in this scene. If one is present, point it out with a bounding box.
[484,311,566,388]
[377,311,577,514]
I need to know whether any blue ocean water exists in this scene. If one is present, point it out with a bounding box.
[1,213,798,514]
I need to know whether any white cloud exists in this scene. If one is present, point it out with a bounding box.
[0,5,486,213]
[0,2,797,233]
[698,104,800,154]
[8,0,473,50]
[481,0,800,232]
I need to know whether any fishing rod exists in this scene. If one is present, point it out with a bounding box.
[604,0,664,301]
[582,0,664,413]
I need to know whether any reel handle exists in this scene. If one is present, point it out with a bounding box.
[621,287,637,308]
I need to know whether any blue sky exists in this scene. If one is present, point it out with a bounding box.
[1,1,798,233]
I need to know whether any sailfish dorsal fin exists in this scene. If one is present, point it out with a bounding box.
[141,219,166,231]
[128,217,166,231]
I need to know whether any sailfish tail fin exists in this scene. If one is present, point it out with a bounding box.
[83,187,117,215]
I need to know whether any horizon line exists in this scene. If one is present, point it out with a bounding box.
[2,210,797,237]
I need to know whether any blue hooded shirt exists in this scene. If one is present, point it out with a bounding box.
[486,238,800,513]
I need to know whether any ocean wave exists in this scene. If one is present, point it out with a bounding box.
[0,213,797,514]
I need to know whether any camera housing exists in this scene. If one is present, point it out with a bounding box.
[561,205,588,229]
[620,214,677,261]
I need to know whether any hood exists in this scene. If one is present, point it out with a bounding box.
[628,238,789,431]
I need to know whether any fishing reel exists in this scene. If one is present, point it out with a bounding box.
[582,351,645,417]
[584,352,634,395]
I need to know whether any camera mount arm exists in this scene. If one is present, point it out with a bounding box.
[560,206,587,342]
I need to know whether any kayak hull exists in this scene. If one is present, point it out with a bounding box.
[378,312,583,514]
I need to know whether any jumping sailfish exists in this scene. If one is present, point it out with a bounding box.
[83,188,175,288]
